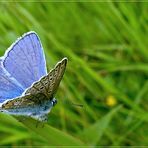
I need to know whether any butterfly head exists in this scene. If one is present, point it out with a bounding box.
[51,98,57,107]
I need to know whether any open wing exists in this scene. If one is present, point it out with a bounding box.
[1,58,67,108]
[0,61,24,103]
[2,31,47,89]
[24,58,67,100]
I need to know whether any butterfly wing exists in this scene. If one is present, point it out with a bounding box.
[1,58,67,108]
[0,61,24,103]
[24,58,67,100]
[2,32,47,89]
[0,58,67,122]
[1,93,46,109]
[0,93,52,122]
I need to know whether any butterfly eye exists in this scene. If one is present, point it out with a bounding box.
[52,99,57,106]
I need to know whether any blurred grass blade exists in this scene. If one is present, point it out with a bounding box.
[0,133,31,145]
[17,116,85,146]
[79,105,122,145]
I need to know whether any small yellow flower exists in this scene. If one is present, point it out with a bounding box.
[106,95,117,107]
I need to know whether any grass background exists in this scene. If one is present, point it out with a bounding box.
[0,2,148,146]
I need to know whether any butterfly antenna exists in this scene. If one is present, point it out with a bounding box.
[64,100,83,108]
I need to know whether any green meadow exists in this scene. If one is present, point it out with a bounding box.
[0,2,148,146]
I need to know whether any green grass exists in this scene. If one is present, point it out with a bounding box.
[0,2,148,146]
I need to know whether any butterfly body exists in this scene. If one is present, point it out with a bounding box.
[0,31,67,122]
[0,97,56,121]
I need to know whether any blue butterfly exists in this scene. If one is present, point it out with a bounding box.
[0,31,67,122]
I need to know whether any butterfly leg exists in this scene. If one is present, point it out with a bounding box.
[38,114,48,122]
[31,113,48,128]
[18,117,26,122]
[36,120,40,128]
[35,121,45,128]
